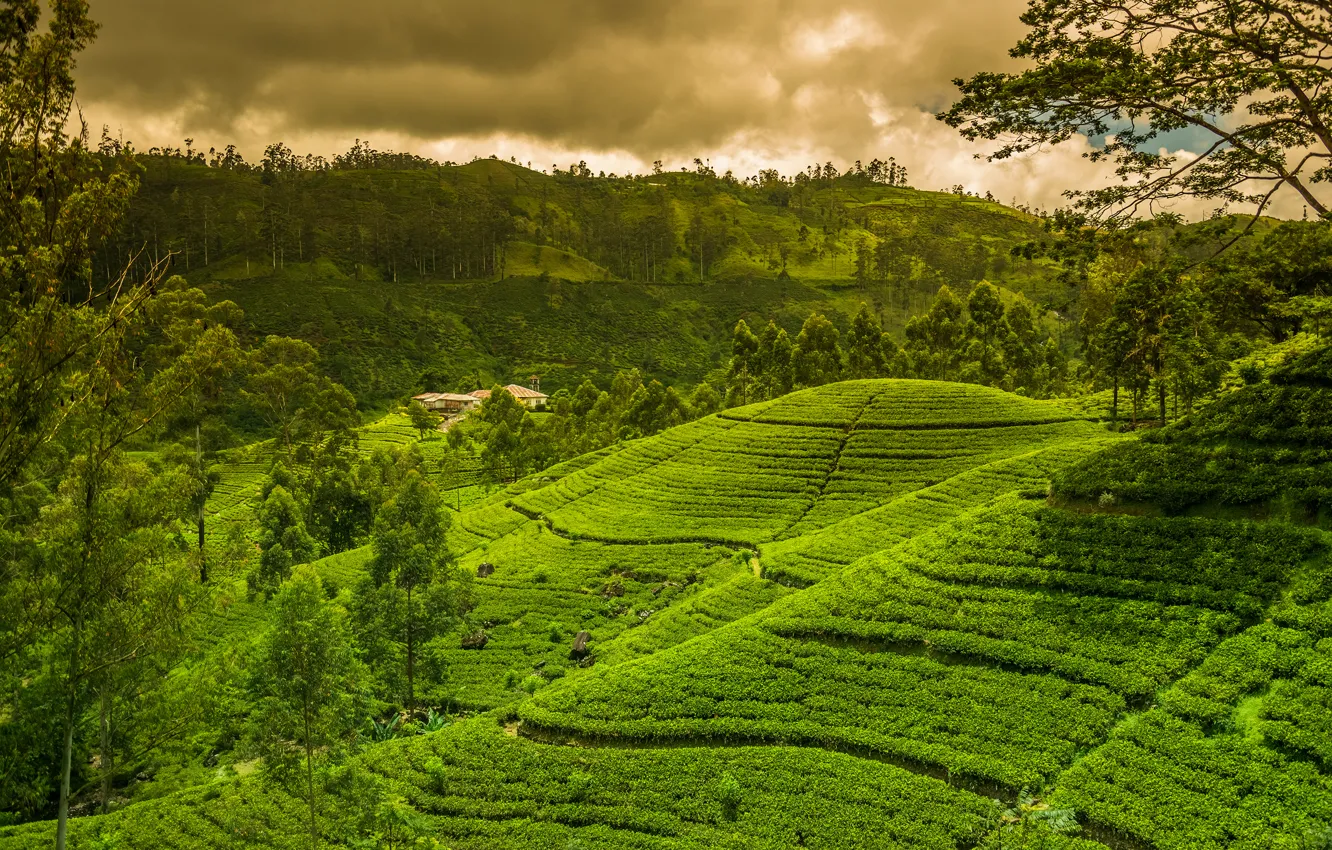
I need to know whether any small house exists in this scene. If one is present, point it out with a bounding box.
[413,392,481,414]
[503,384,548,409]
[466,385,549,410]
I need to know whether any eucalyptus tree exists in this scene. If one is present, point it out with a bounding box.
[252,565,365,850]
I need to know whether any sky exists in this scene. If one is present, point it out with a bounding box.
[76,0,1304,218]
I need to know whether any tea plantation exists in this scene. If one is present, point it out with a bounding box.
[5,377,1331,850]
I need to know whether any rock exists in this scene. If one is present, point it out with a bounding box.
[461,630,489,649]
[477,562,495,578]
[570,630,590,659]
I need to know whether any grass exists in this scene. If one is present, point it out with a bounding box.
[7,376,1332,849]
[518,495,1321,791]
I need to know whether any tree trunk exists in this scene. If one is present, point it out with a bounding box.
[99,684,113,814]
[197,423,207,584]
[55,679,76,850]
[1111,376,1119,427]
[304,705,318,850]
[406,586,415,714]
[1158,379,1167,425]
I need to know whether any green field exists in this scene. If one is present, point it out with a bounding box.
[5,376,1332,850]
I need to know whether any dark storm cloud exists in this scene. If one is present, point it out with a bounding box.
[79,0,1032,159]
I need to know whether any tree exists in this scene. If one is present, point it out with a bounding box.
[688,382,722,418]
[406,400,438,439]
[143,284,244,583]
[1213,220,1332,339]
[304,433,374,556]
[625,380,689,436]
[438,426,471,512]
[904,285,967,380]
[791,314,843,387]
[725,320,760,406]
[9,273,235,845]
[752,320,792,399]
[941,0,1332,224]
[37,453,199,842]
[1002,302,1047,394]
[364,471,453,712]
[253,484,318,597]
[853,236,872,290]
[243,336,359,454]
[476,386,528,482]
[252,565,365,850]
[1114,265,1179,423]
[961,282,1008,386]
[768,326,796,398]
[846,303,887,379]
[0,0,151,493]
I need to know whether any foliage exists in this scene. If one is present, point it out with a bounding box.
[1053,341,1332,516]
[249,565,365,850]
[941,0,1332,221]
[354,470,465,711]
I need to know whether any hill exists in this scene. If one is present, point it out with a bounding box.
[0,379,1109,848]
[6,376,1331,850]
[100,155,1074,401]
[1052,342,1332,522]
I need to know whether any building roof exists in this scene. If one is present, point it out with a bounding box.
[464,386,549,402]
[416,392,481,403]
[504,384,549,400]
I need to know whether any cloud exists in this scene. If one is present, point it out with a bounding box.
[80,0,1290,216]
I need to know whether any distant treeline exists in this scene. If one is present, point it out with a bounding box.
[93,132,1033,296]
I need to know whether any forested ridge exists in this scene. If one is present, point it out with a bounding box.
[4,1,1332,849]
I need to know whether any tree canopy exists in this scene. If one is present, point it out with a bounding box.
[941,0,1332,222]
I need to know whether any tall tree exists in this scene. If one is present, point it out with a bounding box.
[242,336,359,455]
[961,282,1008,386]
[791,314,843,387]
[252,565,365,850]
[0,0,150,491]
[904,285,966,380]
[725,320,760,406]
[21,279,235,848]
[365,470,453,712]
[846,303,888,379]
[941,0,1332,223]
[253,483,318,597]
[476,386,528,481]
[406,400,439,440]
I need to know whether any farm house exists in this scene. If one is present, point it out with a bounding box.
[412,392,482,414]
[468,384,549,410]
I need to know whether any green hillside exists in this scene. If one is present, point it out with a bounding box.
[1052,342,1332,520]
[15,4,1332,848]
[104,156,1074,400]
[7,375,1332,849]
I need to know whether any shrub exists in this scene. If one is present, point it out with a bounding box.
[717,772,743,821]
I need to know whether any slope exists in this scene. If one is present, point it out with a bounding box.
[12,377,1328,849]
[109,158,1071,399]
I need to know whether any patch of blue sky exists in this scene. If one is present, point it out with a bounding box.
[1088,119,1230,153]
